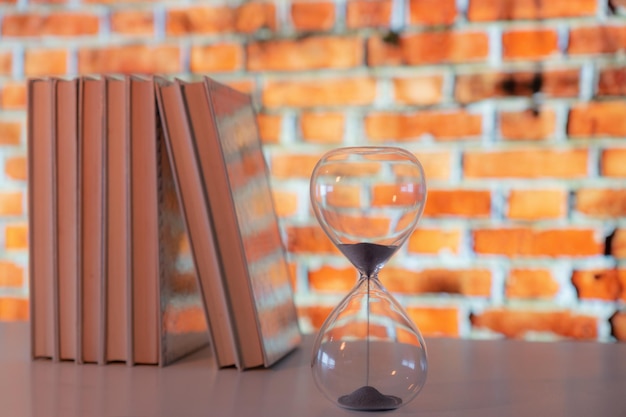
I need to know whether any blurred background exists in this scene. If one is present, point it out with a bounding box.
[0,0,625,342]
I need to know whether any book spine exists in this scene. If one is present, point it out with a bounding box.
[79,77,106,364]
[55,78,79,361]
[28,78,58,361]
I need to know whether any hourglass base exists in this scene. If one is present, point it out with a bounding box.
[338,385,402,411]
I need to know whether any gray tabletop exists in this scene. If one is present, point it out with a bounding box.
[1,322,625,417]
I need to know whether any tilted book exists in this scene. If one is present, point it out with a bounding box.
[158,77,302,369]
[155,78,239,369]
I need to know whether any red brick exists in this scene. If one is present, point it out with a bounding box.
[382,267,491,296]
[611,312,626,341]
[235,2,277,33]
[500,109,556,140]
[78,45,180,74]
[502,29,559,60]
[576,188,626,217]
[611,229,626,259]
[422,189,491,218]
[262,77,376,107]
[0,261,23,287]
[473,228,603,257]
[393,75,443,105]
[286,225,338,254]
[5,156,26,180]
[367,31,488,66]
[0,121,21,145]
[0,298,28,321]
[602,149,626,177]
[257,113,281,144]
[572,269,626,302]
[291,1,335,31]
[5,223,27,250]
[0,191,23,216]
[224,79,256,95]
[163,305,206,334]
[301,112,344,143]
[0,82,26,110]
[0,52,11,75]
[408,228,462,254]
[464,149,588,179]
[455,69,579,103]
[468,0,596,21]
[408,0,456,25]
[507,189,566,220]
[309,265,356,292]
[365,111,481,142]
[287,262,298,291]
[247,37,362,72]
[568,26,626,55]
[568,102,626,137]
[272,190,298,218]
[506,269,559,299]
[346,0,392,29]
[407,307,459,337]
[24,49,67,77]
[598,67,626,96]
[298,305,333,329]
[2,13,99,37]
[111,10,154,35]
[190,44,243,73]
[167,7,234,35]
[471,309,597,339]
[415,151,452,181]
[271,153,320,179]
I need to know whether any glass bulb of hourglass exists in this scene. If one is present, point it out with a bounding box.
[309,146,428,411]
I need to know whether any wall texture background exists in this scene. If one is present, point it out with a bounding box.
[0,0,625,342]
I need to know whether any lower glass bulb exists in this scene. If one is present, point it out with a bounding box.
[310,275,428,411]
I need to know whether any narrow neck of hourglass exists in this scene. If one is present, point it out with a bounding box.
[358,272,380,282]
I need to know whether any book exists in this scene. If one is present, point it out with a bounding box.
[104,76,131,363]
[54,78,79,361]
[28,78,58,361]
[179,77,302,369]
[129,75,208,366]
[78,77,106,364]
[155,78,239,369]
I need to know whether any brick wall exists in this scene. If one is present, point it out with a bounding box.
[0,0,625,342]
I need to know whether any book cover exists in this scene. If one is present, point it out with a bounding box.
[184,77,302,369]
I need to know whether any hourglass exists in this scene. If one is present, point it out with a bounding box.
[309,146,428,411]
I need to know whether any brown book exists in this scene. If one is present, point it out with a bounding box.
[104,76,131,363]
[28,78,58,361]
[130,76,208,366]
[129,75,159,365]
[182,77,301,369]
[78,77,106,364]
[155,79,239,369]
[54,78,79,361]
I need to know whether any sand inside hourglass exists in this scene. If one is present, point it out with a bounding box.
[337,243,398,278]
